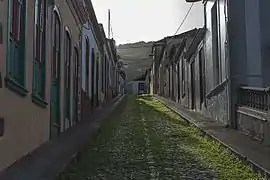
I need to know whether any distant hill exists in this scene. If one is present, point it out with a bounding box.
[117,41,154,82]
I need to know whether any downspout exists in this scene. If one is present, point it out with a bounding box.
[225,0,233,128]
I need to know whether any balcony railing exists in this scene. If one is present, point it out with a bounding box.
[239,86,270,111]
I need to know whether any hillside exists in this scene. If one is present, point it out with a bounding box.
[117,41,154,82]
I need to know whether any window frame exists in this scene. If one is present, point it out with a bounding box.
[32,0,48,107]
[50,8,62,128]
[85,36,90,94]
[211,1,222,86]
[73,46,79,122]
[91,48,95,99]
[5,0,28,96]
[64,28,72,120]
[52,12,61,80]
[181,59,185,97]
[101,54,104,92]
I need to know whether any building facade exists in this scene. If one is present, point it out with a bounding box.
[0,0,86,171]
[0,0,119,172]
[80,0,119,122]
[151,0,270,145]
[196,0,270,142]
[81,20,102,120]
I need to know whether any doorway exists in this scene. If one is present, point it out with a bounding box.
[199,48,205,109]
[177,62,181,103]
[96,61,99,106]
[73,47,79,123]
[190,61,196,110]
[91,49,95,108]
[50,13,61,139]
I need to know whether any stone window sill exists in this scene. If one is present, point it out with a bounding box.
[32,93,48,108]
[4,76,28,97]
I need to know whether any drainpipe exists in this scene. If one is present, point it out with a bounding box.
[225,0,234,128]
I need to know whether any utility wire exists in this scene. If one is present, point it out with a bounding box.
[123,62,151,66]
[115,4,196,65]
[166,3,194,45]
[117,45,153,49]
[118,3,194,50]
[163,3,195,63]
[119,57,151,61]
[121,60,151,64]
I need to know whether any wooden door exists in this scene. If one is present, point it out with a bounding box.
[91,49,95,107]
[190,61,196,110]
[50,13,61,139]
[177,62,181,103]
[73,48,79,123]
[199,48,205,109]
[95,61,99,106]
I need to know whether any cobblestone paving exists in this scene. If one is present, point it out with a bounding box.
[58,95,263,180]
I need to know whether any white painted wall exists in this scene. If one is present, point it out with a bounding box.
[125,81,146,94]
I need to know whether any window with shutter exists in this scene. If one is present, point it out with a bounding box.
[73,47,79,122]
[6,0,28,95]
[85,37,90,94]
[32,0,47,107]
[64,30,71,120]
[53,14,60,79]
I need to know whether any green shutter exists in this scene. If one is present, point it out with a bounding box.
[32,0,47,107]
[5,0,28,96]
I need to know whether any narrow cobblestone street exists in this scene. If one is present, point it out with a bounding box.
[58,95,262,180]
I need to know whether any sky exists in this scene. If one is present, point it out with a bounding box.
[91,0,204,45]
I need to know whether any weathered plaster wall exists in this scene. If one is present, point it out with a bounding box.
[203,0,229,125]
[259,0,270,86]
[125,81,146,94]
[0,0,51,171]
[82,22,100,99]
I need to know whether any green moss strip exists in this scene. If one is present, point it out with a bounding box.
[58,95,264,180]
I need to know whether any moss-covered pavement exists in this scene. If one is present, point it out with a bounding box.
[58,95,264,180]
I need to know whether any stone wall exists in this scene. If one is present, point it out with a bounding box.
[236,106,267,142]
[204,84,229,125]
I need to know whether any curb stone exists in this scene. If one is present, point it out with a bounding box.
[155,96,270,179]
[56,95,127,179]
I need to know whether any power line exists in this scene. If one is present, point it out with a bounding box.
[116,4,195,60]
[121,60,151,64]
[118,3,194,50]
[123,61,151,65]
[119,57,151,61]
[166,3,194,45]
[117,45,153,49]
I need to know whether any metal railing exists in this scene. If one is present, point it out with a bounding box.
[239,86,270,111]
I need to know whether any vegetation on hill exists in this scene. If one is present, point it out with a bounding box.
[117,41,153,81]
